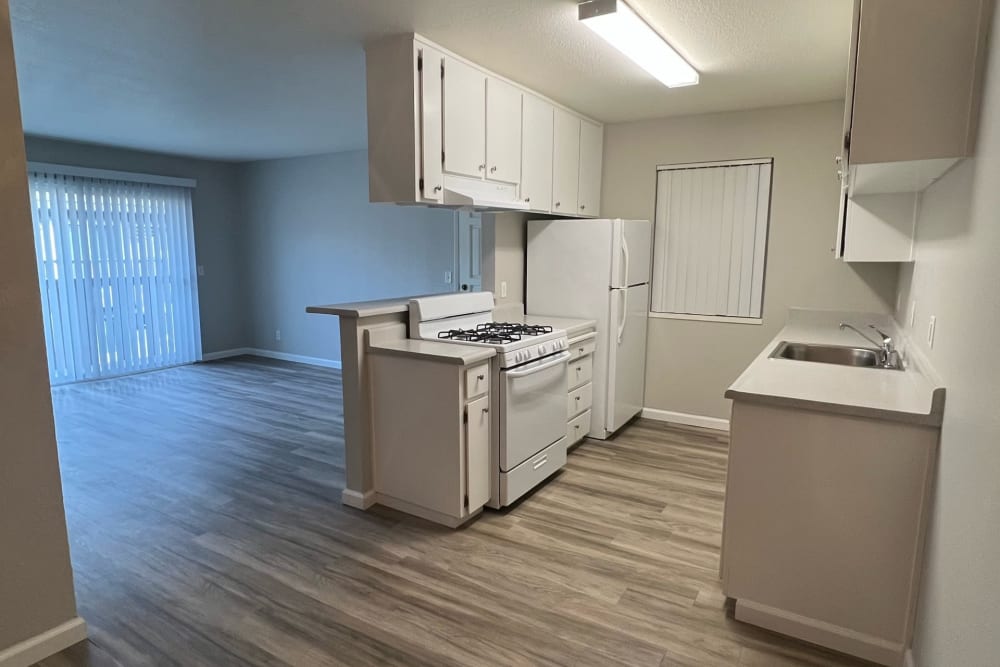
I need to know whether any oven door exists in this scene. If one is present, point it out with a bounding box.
[499,351,570,472]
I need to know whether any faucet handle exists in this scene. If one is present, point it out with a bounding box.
[868,324,892,345]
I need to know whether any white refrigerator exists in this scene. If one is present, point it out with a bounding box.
[526,218,651,439]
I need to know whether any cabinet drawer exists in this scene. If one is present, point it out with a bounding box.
[568,382,593,419]
[568,334,596,362]
[567,409,591,446]
[500,438,567,505]
[466,363,490,398]
[568,355,593,390]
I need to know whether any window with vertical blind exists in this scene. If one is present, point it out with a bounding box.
[651,159,773,321]
[27,164,202,385]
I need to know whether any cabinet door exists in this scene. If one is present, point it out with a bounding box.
[466,394,491,511]
[578,119,603,217]
[552,108,580,215]
[443,56,486,178]
[520,94,553,212]
[486,77,522,184]
[418,44,444,202]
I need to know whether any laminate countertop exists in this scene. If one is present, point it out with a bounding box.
[306,293,448,318]
[523,314,598,340]
[368,339,496,366]
[725,309,946,427]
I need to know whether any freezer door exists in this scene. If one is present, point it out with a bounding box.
[611,219,653,288]
[606,284,649,433]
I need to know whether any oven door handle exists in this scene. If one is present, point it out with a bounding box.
[504,351,571,378]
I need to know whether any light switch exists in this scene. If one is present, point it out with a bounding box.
[444,270,453,284]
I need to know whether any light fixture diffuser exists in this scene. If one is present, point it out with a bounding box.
[579,0,699,88]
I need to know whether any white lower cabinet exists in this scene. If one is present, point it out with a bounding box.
[566,331,596,447]
[369,345,494,527]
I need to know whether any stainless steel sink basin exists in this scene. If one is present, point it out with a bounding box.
[770,341,902,370]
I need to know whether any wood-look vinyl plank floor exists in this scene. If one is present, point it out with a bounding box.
[36,356,873,666]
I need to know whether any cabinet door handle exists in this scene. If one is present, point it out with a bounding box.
[482,407,489,414]
[433,185,442,192]
[477,374,485,380]
[554,201,561,208]
[525,196,531,203]
[580,205,586,210]
[576,366,582,372]
[478,164,485,171]
[490,166,497,174]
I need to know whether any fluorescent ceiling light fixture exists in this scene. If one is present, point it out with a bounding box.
[579,0,699,87]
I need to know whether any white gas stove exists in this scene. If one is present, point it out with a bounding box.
[409,292,570,508]
[410,293,568,369]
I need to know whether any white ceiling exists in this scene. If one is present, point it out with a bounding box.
[10,0,854,161]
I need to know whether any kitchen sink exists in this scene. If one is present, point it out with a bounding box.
[770,341,902,370]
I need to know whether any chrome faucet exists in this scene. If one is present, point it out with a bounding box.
[839,323,901,369]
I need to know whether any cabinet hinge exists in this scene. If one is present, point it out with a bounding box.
[442,150,445,164]
[463,494,469,509]
[463,409,468,424]
[441,62,445,79]
[417,54,422,72]
[419,177,424,192]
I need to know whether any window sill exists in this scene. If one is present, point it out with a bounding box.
[649,312,763,325]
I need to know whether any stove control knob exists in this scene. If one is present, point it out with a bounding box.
[539,343,547,355]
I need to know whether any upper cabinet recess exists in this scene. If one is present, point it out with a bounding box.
[365,34,603,217]
[835,0,991,262]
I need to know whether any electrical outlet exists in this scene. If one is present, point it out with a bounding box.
[500,281,508,298]
[927,316,936,348]
[444,270,452,284]
[197,265,205,276]
[275,329,281,342]
[909,301,917,328]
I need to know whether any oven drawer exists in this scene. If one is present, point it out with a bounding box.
[567,355,593,390]
[499,438,567,505]
[568,332,597,362]
[567,409,591,446]
[568,382,593,419]
[466,363,490,399]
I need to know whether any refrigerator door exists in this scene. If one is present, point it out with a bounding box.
[610,220,653,288]
[606,283,649,434]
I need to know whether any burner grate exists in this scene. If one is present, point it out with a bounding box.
[436,322,554,344]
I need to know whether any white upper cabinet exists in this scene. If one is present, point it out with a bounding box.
[578,120,603,217]
[552,108,580,215]
[834,0,990,262]
[520,94,554,213]
[418,44,444,202]
[443,56,487,179]
[486,77,522,184]
[364,34,602,215]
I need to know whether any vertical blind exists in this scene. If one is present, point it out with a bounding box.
[651,159,773,319]
[28,168,202,385]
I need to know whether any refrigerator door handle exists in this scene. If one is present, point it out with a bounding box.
[620,231,631,288]
[617,288,628,344]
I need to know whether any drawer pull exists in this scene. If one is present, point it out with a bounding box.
[575,396,581,401]
[532,455,548,470]
[477,374,485,380]
[578,348,585,354]
[482,407,489,414]
[576,366,582,372]
[574,424,580,430]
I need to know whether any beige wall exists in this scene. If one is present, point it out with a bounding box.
[602,101,898,419]
[0,0,80,652]
[482,211,528,309]
[893,6,1000,663]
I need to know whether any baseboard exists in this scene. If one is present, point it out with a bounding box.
[201,347,253,361]
[0,617,88,667]
[903,648,917,667]
[642,407,730,432]
[734,599,903,666]
[201,348,342,370]
[341,488,376,509]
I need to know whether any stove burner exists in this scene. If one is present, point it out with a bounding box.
[436,322,554,344]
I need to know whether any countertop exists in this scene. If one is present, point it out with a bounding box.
[523,314,597,340]
[726,309,945,426]
[306,293,448,318]
[368,339,496,366]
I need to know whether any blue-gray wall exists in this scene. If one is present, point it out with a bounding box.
[21,140,458,364]
[239,149,456,362]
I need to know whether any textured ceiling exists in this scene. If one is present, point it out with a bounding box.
[10,0,853,161]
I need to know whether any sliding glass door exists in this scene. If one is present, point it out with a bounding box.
[28,167,202,384]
